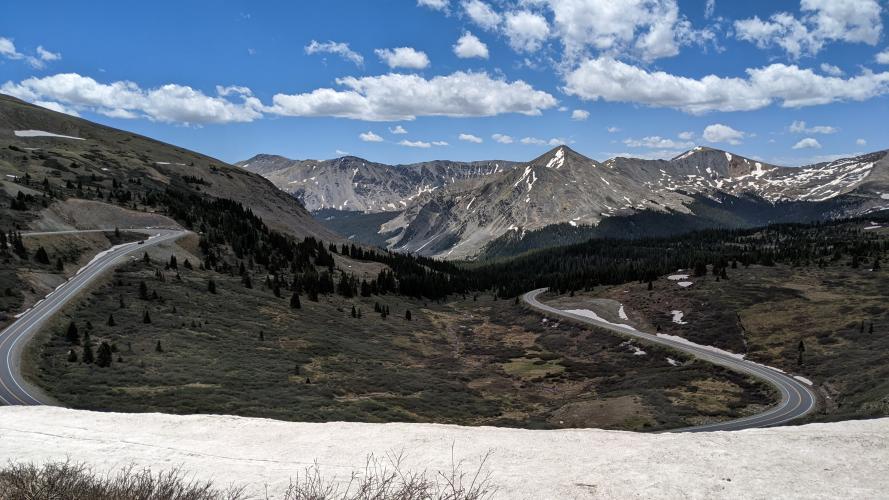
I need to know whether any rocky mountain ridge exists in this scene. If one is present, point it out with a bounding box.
[243,145,889,260]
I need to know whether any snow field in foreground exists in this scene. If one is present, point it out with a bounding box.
[0,407,887,499]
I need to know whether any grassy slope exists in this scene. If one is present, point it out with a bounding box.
[0,94,338,242]
[24,238,773,430]
[6,266,785,432]
[593,236,889,422]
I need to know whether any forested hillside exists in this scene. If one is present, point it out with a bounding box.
[472,214,889,298]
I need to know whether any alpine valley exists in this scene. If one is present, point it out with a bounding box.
[240,146,889,260]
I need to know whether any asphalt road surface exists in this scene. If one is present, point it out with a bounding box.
[523,288,818,432]
[0,229,187,405]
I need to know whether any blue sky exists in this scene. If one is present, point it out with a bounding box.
[2,0,888,166]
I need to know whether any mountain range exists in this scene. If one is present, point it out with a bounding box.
[241,145,889,260]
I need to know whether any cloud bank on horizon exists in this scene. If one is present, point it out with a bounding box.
[2,0,888,166]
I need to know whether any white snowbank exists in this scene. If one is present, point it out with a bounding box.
[656,333,792,376]
[618,304,628,320]
[864,225,882,230]
[794,376,814,386]
[0,407,886,499]
[564,309,636,331]
[667,274,689,280]
[671,310,688,325]
[677,281,694,288]
[657,332,745,361]
[666,357,680,366]
[14,129,84,140]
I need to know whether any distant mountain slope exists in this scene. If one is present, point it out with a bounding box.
[0,94,338,241]
[237,154,519,212]
[381,146,888,259]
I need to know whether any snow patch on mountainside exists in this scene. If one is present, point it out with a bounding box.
[0,407,887,499]
[545,147,565,169]
[14,129,84,140]
[671,310,688,325]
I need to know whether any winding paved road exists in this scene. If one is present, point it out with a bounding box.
[0,229,187,405]
[523,288,818,432]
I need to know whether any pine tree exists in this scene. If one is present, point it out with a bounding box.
[34,246,50,265]
[155,340,164,353]
[56,258,64,271]
[67,349,78,363]
[169,255,178,270]
[139,281,149,300]
[143,252,150,264]
[242,274,253,288]
[107,314,115,327]
[869,322,874,334]
[647,280,653,291]
[259,330,265,341]
[208,279,217,294]
[351,305,357,318]
[405,310,412,321]
[143,309,151,324]
[83,342,95,364]
[290,292,301,309]
[96,342,113,368]
[797,339,806,366]
[65,321,80,344]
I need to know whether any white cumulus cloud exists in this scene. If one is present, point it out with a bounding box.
[399,139,448,148]
[269,71,557,121]
[2,72,264,124]
[564,57,889,114]
[521,137,566,146]
[793,137,822,149]
[305,40,364,67]
[359,131,384,142]
[375,47,431,69]
[734,0,883,58]
[624,136,694,149]
[878,48,889,64]
[504,10,550,52]
[0,37,61,69]
[856,138,867,145]
[820,63,844,76]
[542,0,712,62]
[418,0,449,11]
[36,46,61,62]
[462,0,502,30]
[400,140,431,148]
[570,109,589,121]
[789,120,837,134]
[492,133,514,144]
[459,133,483,143]
[678,131,695,140]
[389,125,408,134]
[703,124,746,145]
[453,32,489,59]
